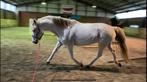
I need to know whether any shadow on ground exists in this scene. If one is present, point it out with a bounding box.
[36,62,146,74]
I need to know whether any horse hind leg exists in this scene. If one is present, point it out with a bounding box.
[108,43,122,67]
[87,43,106,68]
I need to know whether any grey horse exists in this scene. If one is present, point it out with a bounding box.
[29,16,129,67]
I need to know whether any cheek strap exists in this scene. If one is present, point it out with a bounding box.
[38,32,44,40]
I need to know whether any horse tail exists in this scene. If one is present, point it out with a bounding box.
[114,27,129,63]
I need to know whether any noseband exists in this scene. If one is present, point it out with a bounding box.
[32,27,44,40]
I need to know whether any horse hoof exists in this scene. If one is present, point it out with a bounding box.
[118,63,122,67]
[86,65,90,69]
[79,63,83,67]
[46,62,50,65]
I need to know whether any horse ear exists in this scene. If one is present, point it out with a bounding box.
[29,18,37,30]
[29,18,37,25]
[33,19,37,25]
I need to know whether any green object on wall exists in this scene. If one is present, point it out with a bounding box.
[0,19,18,27]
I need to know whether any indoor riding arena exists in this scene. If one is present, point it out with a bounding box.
[1,0,146,82]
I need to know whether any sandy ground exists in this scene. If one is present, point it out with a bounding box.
[1,37,146,82]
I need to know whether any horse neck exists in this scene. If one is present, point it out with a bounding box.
[40,24,65,38]
[51,26,65,38]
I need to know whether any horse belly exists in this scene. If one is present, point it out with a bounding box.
[74,32,99,45]
[75,39,98,45]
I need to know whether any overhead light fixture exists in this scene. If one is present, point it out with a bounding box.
[41,1,46,5]
[92,5,96,8]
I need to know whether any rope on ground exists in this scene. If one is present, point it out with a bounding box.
[31,42,41,82]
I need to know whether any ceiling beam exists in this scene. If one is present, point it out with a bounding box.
[16,0,44,6]
[74,0,115,14]
[2,0,44,6]
[114,2,146,11]
[2,0,17,5]
[116,6,146,13]
[92,0,117,9]
[113,0,146,10]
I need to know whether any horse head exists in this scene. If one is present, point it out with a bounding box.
[29,19,44,44]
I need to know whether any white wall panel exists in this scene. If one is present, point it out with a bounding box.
[77,2,85,6]
[106,13,114,18]
[28,7,37,12]
[38,7,46,13]
[77,11,86,16]
[48,8,58,13]
[97,11,106,17]
[87,12,95,16]
[69,0,76,5]
[17,6,26,11]
[87,6,96,11]
[48,4,58,8]
[31,3,40,6]
[77,6,86,10]
[60,0,68,4]
[50,0,60,4]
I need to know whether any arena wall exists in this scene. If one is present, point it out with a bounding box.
[0,9,18,27]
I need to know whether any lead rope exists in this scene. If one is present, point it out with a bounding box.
[32,42,41,82]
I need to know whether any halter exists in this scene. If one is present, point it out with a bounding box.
[32,27,44,40]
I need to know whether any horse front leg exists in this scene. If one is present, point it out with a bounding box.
[67,44,83,67]
[46,41,62,64]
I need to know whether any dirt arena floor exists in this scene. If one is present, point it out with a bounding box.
[1,34,146,82]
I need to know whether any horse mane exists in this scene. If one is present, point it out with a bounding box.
[52,16,79,28]
[38,16,79,28]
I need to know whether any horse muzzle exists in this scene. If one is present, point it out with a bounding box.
[32,32,43,44]
[32,37,38,44]
[32,40,38,44]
